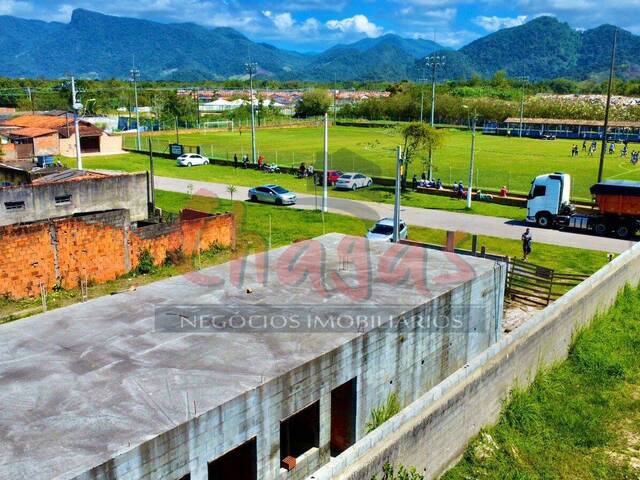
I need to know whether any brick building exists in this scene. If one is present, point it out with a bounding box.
[0,113,122,158]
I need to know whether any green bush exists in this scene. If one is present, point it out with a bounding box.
[135,249,156,275]
[365,392,401,433]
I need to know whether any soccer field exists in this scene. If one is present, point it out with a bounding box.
[126,126,640,200]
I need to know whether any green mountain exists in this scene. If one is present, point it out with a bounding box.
[0,9,307,80]
[0,10,639,81]
[429,16,640,81]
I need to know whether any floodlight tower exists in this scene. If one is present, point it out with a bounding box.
[130,64,142,150]
[425,54,445,180]
[515,75,529,137]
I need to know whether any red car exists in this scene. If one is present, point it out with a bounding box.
[317,170,343,186]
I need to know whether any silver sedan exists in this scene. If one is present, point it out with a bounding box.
[248,184,297,205]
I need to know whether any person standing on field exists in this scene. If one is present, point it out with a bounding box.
[233,153,238,169]
[522,228,532,261]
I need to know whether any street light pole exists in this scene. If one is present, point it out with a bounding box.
[425,54,445,180]
[245,62,258,165]
[465,107,478,210]
[598,28,618,184]
[130,65,142,150]
[70,76,83,170]
[323,113,329,213]
[393,145,402,243]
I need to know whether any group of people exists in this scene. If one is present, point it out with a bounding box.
[412,173,443,190]
[233,153,251,169]
[572,140,600,157]
[296,162,314,178]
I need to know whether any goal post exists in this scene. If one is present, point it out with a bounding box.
[202,120,234,132]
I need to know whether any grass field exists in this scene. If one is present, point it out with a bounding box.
[443,285,640,479]
[125,126,640,200]
[0,190,609,322]
[72,152,526,219]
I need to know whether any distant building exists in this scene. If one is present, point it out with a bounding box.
[484,117,640,142]
[0,113,122,158]
[0,170,149,227]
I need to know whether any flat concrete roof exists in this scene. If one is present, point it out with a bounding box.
[0,234,498,479]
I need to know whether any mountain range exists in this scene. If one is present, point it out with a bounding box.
[0,9,638,82]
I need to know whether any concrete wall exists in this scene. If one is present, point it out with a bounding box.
[308,241,640,480]
[0,209,235,298]
[60,133,123,157]
[72,262,505,480]
[0,173,149,226]
[32,133,60,156]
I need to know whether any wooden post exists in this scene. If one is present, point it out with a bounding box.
[471,235,478,255]
[445,231,455,252]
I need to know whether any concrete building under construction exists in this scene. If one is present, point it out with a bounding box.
[0,234,505,480]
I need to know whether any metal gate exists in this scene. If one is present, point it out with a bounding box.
[505,259,554,307]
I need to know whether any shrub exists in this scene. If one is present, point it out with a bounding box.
[365,392,401,433]
[135,249,156,275]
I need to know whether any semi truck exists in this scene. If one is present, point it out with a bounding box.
[526,173,640,238]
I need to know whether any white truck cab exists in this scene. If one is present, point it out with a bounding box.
[526,173,572,227]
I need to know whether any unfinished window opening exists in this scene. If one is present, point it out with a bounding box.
[331,378,357,457]
[208,437,256,480]
[280,400,320,462]
[54,194,72,205]
[4,201,25,211]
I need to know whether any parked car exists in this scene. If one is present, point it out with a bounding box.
[248,184,297,205]
[366,218,408,242]
[176,153,210,167]
[315,170,343,186]
[334,172,372,190]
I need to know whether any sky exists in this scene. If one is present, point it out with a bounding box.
[2,0,640,51]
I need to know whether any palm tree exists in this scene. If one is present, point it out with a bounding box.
[226,184,238,202]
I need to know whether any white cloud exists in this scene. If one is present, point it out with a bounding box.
[473,15,528,32]
[326,14,382,37]
[0,0,33,15]
[263,11,295,31]
[412,29,479,47]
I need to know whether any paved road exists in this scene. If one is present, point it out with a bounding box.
[156,176,635,253]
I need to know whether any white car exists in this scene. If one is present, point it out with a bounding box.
[176,153,210,167]
[366,218,408,242]
[334,172,372,190]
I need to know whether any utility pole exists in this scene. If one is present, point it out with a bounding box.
[323,113,329,213]
[598,28,618,184]
[466,109,478,210]
[333,73,338,125]
[130,62,142,150]
[425,54,445,180]
[70,76,83,170]
[393,146,402,243]
[26,87,34,114]
[148,137,156,214]
[245,62,258,165]
[516,75,528,137]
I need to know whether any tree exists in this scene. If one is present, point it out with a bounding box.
[226,184,237,202]
[162,90,192,142]
[400,123,442,187]
[294,89,331,118]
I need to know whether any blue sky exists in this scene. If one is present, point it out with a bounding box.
[2,0,640,50]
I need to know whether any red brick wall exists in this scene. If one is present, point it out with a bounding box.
[0,210,234,299]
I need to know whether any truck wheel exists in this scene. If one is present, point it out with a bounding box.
[594,222,608,235]
[615,225,631,239]
[536,212,552,228]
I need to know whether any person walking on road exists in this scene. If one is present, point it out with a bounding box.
[522,228,532,261]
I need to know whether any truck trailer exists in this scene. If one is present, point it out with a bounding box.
[526,173,640,238]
